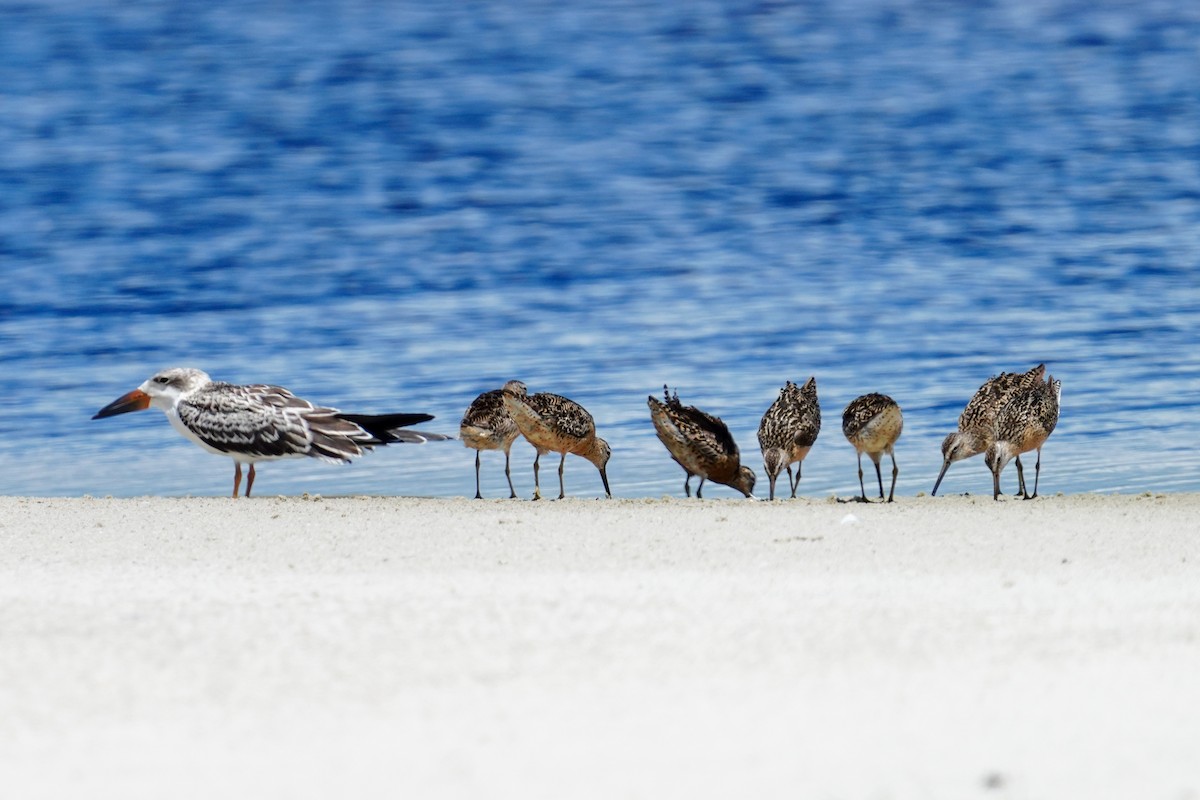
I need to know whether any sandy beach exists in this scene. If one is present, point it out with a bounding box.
[2,493,1198,799]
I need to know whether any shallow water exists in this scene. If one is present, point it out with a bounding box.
[2,0,1198,498]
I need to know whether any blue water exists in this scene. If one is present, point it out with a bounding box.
[2,0,1198,499]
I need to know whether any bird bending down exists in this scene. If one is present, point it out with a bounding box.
[984,375,1061,500]
[842,393,903,502]
[757,377,821,501]
[460,389,520,499]
[648,386,756,499]
[92,367,443,497]
[932,363,1045,496]
[500,380,611,500]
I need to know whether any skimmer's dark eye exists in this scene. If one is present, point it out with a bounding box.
[154,376,170,384]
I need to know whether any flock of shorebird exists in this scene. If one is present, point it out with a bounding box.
[93,364,1060,501]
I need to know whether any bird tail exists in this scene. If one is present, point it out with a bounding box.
[337,412,435,443]
[388,429,455,443]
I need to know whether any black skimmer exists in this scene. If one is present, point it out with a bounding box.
[93,367,444,497]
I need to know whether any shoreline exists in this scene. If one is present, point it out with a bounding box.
[3,494,1198,798]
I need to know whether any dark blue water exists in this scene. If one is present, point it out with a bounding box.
[2,0,1198,499]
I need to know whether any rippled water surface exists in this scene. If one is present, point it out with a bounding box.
[2,0,1198,498]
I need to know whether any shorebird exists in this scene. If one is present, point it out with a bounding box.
[984,375,1061,500]
[648,386,756,499]
[92,367,443,497]
[757,377,821,500]
[501,380,611,500]
[842,393,903,502]
[932,363,1045,496]
[460,389,519,499]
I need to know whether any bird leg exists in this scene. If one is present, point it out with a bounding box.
[873,456,885,500]
[474,451,483,499]
[1027,448,1042,500]
[856,452,867,502]
[888,452,898,503]
[557,452,567,500]
[684,473,692,498]
[532,453,543,500]
[246,464,256,497]
[233,463,242,499]
[696,477,706,499]
[504,451,516,499]
[1014,457,1027,500]
[789,463,801,499]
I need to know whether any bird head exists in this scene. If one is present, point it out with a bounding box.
[761,447,785,479]
[93,368,211,418]
[734,465,757,498]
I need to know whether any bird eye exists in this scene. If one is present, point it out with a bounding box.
[154,376,170,384]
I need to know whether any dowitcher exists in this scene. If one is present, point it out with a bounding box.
[501,380,611,500]
[460,389,520,499]
[842,393,903,502]
[757,377,821,500]
[648,386,756,499]
[92,367,443,497]
[932,363,1045,496]
[984,374,1061,500]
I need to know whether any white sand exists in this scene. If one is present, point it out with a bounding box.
[1,494,1198,799]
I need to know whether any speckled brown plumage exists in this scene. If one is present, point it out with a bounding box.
[984,375,1061,500]
[501,380,611,500]
[842,392,903,502]
[757,377,821,500]
[460,389,520,499]
[933,363,1045,496]
[648,386,756,499]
